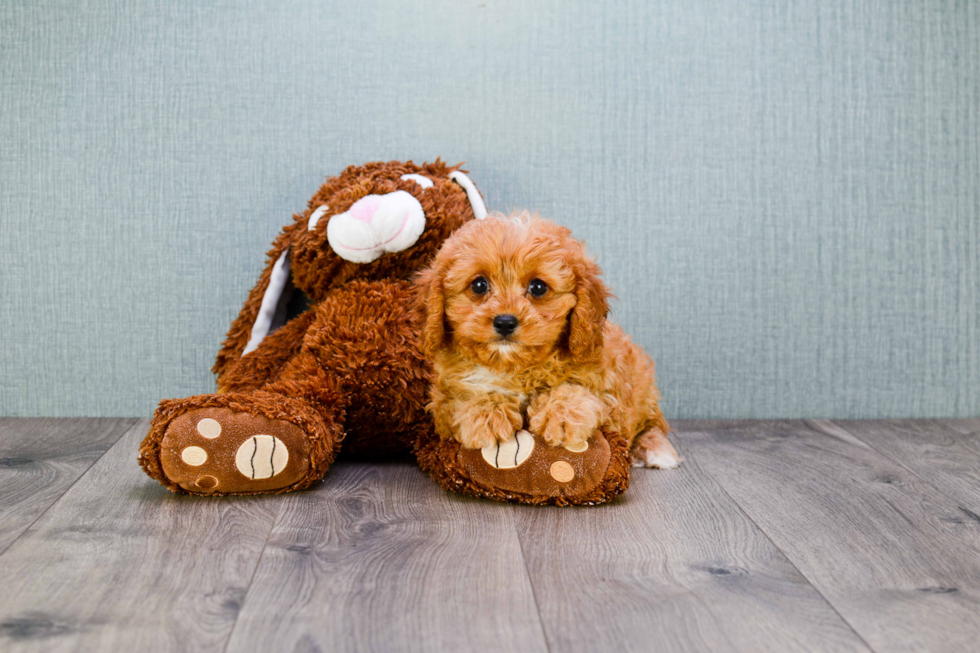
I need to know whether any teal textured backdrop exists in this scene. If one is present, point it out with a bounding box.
[1,0,977,418]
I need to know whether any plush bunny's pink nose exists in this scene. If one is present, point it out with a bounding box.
[347,196,384,224]
[326,190,426,264]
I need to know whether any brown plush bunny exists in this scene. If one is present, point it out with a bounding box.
[139,160,488,494]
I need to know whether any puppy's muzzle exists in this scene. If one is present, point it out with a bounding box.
[493,314,519,337]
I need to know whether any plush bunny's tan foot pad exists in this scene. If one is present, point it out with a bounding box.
[158,408,310,494]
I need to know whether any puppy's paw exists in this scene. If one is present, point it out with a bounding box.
[530,416,592,450]
[454,397,524,450]
[527,385,607,450]
[631,428,681,469]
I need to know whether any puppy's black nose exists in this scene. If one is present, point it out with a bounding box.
[493,314,519,336]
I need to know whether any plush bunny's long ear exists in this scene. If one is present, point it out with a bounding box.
[449,171,488,220]
[212,225,300,377]
[241,248,291,355]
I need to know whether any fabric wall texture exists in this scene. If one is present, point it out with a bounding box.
[1,0,977,418]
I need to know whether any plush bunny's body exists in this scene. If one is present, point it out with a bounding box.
[139,161,483,494]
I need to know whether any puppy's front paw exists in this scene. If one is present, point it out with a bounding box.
[454,397,524,450]
[527,385,606,449]
[529,411,594,450]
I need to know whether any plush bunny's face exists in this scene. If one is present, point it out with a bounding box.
[288,161,486,301]
[236,161,487,358]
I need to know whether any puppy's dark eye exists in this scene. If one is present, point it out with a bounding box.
[470,277,489,295]
[528,278,548,297]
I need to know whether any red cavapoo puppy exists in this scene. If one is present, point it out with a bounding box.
[415,211,680,468]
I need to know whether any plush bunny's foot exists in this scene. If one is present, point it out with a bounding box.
[416,427,631,506]
[157,408,311,494]
[139,392,342,495]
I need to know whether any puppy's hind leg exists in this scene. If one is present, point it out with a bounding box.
[630,427,681,469]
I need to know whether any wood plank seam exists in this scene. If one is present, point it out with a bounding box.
[219,501,287,653]
[512,436,876,653]
[509,505,555,653]
[684,435,878,653]
[0,418,138,559]
[831,419,979,511]
[676,419,980,652]
[0,419,286,651]
[218,463,552,653]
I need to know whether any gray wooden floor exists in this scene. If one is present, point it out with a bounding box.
[1,419,979,653]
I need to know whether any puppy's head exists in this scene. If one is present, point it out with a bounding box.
[416,211,609,369]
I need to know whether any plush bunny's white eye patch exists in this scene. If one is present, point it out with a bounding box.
[400,173,433,189]
[326,190,426,264]
[308,205,330,231]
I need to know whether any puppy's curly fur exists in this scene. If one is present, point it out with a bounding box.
[415,211,679,468]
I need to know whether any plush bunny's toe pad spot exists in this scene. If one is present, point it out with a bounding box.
[549,461,575,482]
[196,418,222,438]
[159,408,310,494]
[235,435,289,479]
[181,446,208,466]
[481,429,535,469]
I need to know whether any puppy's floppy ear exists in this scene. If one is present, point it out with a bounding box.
[414,257,450,358]
[213,222,302,377]
[567,252,611,364]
